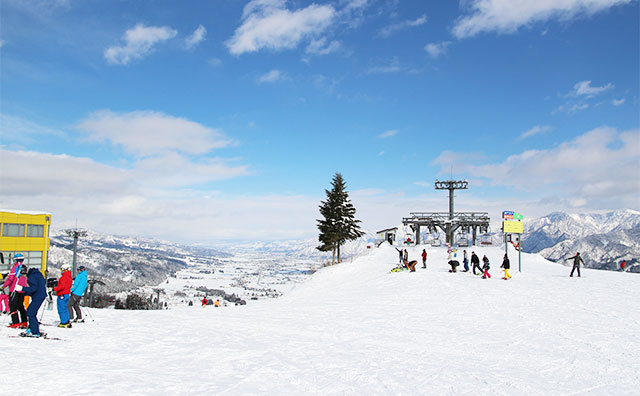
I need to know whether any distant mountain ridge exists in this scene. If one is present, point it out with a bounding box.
[521,209,640,272]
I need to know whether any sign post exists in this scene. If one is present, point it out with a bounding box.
[502,211,524,272]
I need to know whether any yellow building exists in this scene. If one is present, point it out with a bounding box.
[0,210,52,275]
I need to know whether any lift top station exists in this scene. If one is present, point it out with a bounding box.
[402,179,490,246]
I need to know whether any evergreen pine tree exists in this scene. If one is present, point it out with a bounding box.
[317,173,365,264]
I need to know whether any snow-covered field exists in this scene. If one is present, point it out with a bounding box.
[2,244,638,395]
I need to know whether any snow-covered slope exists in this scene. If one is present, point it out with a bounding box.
[5,245,638,395]
[522,209,640,272]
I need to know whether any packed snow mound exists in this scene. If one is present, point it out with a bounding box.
[4,245,639,396]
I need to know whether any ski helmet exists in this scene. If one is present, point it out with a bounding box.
[13,253,25,262]
[61,264,71,271]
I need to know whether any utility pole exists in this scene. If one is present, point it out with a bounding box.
[434,179,468,244]
[65,229,87,278]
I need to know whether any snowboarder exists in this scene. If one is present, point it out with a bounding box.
[501,254,511,280]
[568,252,584,277]
[201,297,208,307]
[403,259,417,272]
[471,251,482,275]
[54,264,73,328]
[403,249,408,262]
[448,260,460,272]
[620,260,626,271]
[3,254,28,328]
[421,249,427,269]
[214,299,221,307]
[20,267,47,337]
[481,255,491,279]
[462,250,469,272]
[68,265,88,323]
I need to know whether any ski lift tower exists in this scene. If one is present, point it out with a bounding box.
[435,179,468,244]
[65,229,87,278]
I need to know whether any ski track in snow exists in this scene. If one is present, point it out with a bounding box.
[1,244,638,395]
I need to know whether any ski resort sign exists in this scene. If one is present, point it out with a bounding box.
[503,220,524,234]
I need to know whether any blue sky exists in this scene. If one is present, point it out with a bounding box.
[1,0,639,243]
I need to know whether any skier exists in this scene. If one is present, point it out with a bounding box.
[421,249,427,269]
[403,259,417,272]
[462,250,469,272]
[54,264,73,328]
[68,265,88,323]
[3,254,29,328]
[471,251,482,275]
[568,252,584,277]
[481,255,491,279]
[201,297,208,307]
[20,267,47,337]
[620,260,626,271]
[0,282,8,313]
[501,254,511,280]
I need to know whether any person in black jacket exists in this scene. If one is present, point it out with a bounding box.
[501,254,511,280]
[481,255,491,279]
[471,252,482,275]
[21,267,47,337]
[568,252,584,277]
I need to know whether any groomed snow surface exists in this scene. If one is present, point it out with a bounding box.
[3,245,639,396]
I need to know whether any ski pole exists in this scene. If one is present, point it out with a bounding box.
[82,306,96,323]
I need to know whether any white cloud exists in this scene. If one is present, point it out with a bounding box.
[1,113,67,143]
[305,38,342,55]
[612,98,626,106]
[433,127,640,210]
[379,14,427,37]
[226,0,336,55]
[104,24,177,65]
[453,0,632,39]
[257,69,285,83]
[569,80,614,97]
[366,57,419,74]
[76,110,231,157]
[520,125,552,139]
[424,41,451,58]
[185,24,207,49]
[209,58,223,67]
[377,129,398,139]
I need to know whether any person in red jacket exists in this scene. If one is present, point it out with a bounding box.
[54,264,73,328]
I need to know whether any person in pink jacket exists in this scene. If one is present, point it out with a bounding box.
[2,254,29,328]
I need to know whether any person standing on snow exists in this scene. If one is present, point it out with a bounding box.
[3,254,29,328]
[567,252,584,277]
[403,249,409,262]
[68,265,88,323]
[462,250,469,272]
[421,249,427,269]
[54,264,73,328]
[20,267,47,337]
[481,255,491,279]
[501,254,511,280]
[471,251,482,275]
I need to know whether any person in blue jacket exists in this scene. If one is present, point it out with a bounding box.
[21,267,47,337]
[68,266,88,323]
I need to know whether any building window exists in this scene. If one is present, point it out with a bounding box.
[27,251,43,266]
[2,223,25,237]
[27,224,45,237]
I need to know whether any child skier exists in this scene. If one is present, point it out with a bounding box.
[3,254,29,328]
[54,264,73,328]
[501,254,511,280]
[481,255,491,279]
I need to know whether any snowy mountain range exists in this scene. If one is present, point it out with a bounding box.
[521,209,640,272]
[48,230,229,292]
